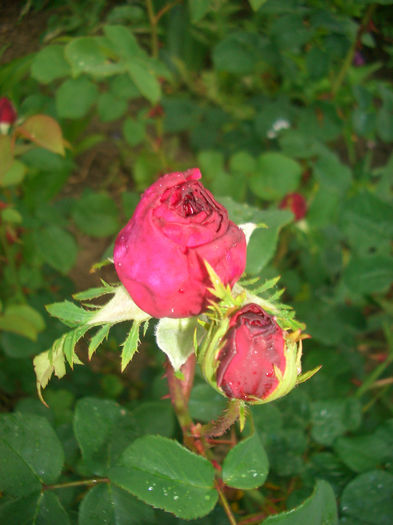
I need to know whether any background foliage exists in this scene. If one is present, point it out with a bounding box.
[1,0,393,524]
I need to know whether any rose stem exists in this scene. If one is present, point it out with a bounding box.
[165,354,196,450]
[198,398,242,438]
[165,355,239,524]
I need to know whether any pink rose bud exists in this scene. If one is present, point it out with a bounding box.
[279,192,307,221]
[114,168,246,318]
[0,97,17,125]
[216,304,286,401]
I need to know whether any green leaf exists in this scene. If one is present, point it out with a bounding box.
[127,60,161,104]
[109,435,218,519]
[249,0,267,10]
[189,383,227,423]
[310,398,362,446]
[62,325,91,366]
[213,32,263,75]
[56,77,99,119]
[341,470,393,525]
[155,317,201,371]
[1,207,22,223]
[16,114,65,155]
[0,492,70,525]
[74,397,140,476]
[340,191,393,254]
[344,256,393,294]
[35,225,77,274]
[65,36,123,77]
[249,152,302,200]
[334,429,393,473]
[263,480,338,524]
[189,0,211,23]
[1,160,27,187]
[103,25,143,60]
[46,300,93,326]
[223,433,269,489]
[123,117,145,146]
[130,401,175,438]
[88,323,112,359]
[79,484,154,525]
[121,322,141,372]
[0,413,64,497]
[71,191,119,237]
[73,284,118,301]
[31,45,70,83]
[0,304,45,341]
[218,197,292,274]
[97,92,127,122]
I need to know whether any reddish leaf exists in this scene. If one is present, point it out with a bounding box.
[16,115,65,156]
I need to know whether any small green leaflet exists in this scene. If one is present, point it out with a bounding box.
[121,321,142,372]
[88,324,113,359]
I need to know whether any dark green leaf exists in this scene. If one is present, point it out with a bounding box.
[123,117,145,146]
[98,92,127,122]
[35,225,77,274]
[310,398,362,446]
[127,60,161,104]
[223,433,269,489]
[109,435,218,519]
[0,414,64,497]
[74,397,140,476]
[56,77,99,119]
[263,480,338,524]
[341,470,393,525]
[79,484,154,525]
[344,256,393,294]
[71,191,119,237]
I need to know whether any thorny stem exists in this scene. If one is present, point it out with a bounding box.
[165,355,239,524]
[215,481,238,525]
[331,4,376,96]
[197,398,242,438]
[43,478,109,491]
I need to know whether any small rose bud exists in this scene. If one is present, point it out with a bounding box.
[279,192,307,221]
[0,97,17,126]
[215,304,301,404]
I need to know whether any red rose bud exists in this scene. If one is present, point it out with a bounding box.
[216,304,302,404]
[0,97,17,126]
[114,168,246,318]
[279,192,307,221]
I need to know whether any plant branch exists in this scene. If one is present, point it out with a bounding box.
[145,0,159,58]
[331,4,376,97]
[215,480,238,525]
[197,399,243,438]
[43,478,109,491]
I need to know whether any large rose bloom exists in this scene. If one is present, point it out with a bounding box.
[114,168,246,318]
